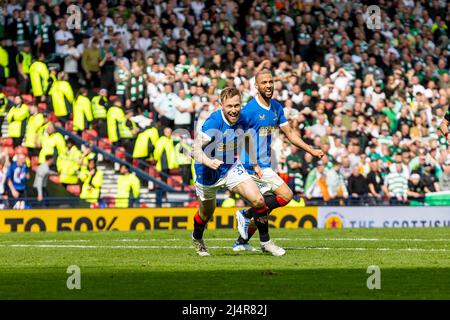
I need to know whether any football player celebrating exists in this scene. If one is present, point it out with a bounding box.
[192,87,280,256]
[233,69,324,252]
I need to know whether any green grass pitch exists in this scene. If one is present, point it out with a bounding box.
[0,228,449,299]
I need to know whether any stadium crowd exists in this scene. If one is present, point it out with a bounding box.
[0,0,450,208]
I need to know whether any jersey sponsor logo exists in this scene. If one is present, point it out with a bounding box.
[259,126,277,136]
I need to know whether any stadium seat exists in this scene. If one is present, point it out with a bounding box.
[66,184,81,196]
[21,94,33,104]
[49,175,60,184]
[103,197,115,208]
[3,86,19,96]
[82,129,98,144]
[1,138,13,147]
[115,147,126,160]
[169,168,180,175]
[148,166,160,178]
[48,113,57,122]
[98,138,112,153]
[6,78,17,87]
[168,175,183,189]
[187,200,199,207]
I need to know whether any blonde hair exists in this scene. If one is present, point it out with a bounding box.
[220,87,241,104]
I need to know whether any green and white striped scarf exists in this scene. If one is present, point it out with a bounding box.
[16,20,24,44]
[116,69,128,95]
[129,75,144,101]
[35,17,50,44]
[293,172,304,193]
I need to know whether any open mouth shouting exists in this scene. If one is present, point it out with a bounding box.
[227,111,240,123]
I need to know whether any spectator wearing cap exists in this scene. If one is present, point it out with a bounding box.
[421,160,440,193]
[407,173,426,200]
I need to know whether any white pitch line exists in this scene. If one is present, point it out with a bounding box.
[2,237,448,243]
[1,243,450,253]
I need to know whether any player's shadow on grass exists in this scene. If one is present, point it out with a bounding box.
[1,268,449,299]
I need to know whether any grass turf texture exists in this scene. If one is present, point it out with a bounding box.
[0,228,449,299]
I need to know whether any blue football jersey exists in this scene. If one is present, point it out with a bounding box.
[240,96,288,172]
[194,110,249,186]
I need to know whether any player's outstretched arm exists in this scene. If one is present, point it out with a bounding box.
[280,123,324,159]
[192,134,223,170]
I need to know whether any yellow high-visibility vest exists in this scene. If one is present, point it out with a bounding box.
[6,103,29,138]
[38,132,67,164]
[106,106,125,143]
[49,80,74,117]
[91,95,107,119]
[174,142,192,166]
[24,113,45,148]
[115,173,140,208]
[29,61,49,97]
[0,93,9,117]
[73,95,93,131]
[154,136,179,172]
[16,51,32,75]
[132,127,159,159]
[58,145,82,184]
[0,46,9,78]
[80,168,103,203]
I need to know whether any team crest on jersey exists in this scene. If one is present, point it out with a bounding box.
[259,114,265,120]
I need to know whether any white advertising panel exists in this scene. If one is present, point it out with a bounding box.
[318,207,450,228]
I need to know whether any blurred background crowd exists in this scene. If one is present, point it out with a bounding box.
[0,0,449,208]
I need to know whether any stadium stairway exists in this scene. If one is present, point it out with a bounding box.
[96,162,157,206]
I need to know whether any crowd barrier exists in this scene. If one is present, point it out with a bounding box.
[0,206,449,233]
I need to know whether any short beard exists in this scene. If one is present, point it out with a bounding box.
[258,89,273,100]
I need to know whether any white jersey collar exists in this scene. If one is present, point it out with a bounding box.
[255,95,271,111]
[221,110,232,126]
